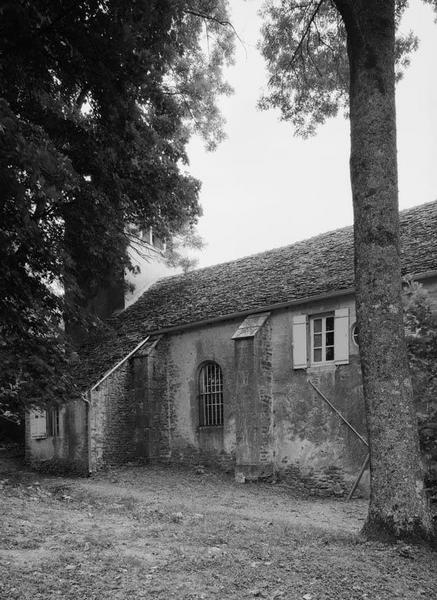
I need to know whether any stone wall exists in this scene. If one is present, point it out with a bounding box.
[161,322,238,468]
[89,338,167,470]
[234,316,273,481]
[154,298,367,495]
[257,319,274,469]
[25,400,88,475]
[90,363,133,469]
[35,285,437,497]
[271,294,368,494]
[75,294,368,496]
[146,336,173,461]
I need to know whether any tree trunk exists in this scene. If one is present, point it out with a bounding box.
[338,0,434,542]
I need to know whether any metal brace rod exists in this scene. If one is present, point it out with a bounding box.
[307,379,368,447]
[89,335,150,392]
[308,378,370,501]
[346,453,370,502]
[82,335,151,475]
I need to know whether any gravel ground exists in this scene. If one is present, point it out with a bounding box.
[0,461,436,600]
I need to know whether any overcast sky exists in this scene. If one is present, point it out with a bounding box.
[185,0,437,269]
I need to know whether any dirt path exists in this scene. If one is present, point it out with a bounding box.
[80,465,367,534]
[0,463,436,600]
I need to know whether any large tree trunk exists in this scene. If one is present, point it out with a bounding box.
[337,0,434,542]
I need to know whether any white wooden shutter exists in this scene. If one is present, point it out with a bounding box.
[30,410,48,439]
[292,314,308,369]
[334,307,349,365]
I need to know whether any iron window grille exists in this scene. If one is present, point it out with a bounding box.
[48,407,60,437]
[199,362,224,427]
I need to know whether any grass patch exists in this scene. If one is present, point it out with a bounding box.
[0,464,436,600]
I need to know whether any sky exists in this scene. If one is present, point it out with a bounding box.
[185,0,437,269]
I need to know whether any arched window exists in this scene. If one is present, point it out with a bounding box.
[198,362,223,427]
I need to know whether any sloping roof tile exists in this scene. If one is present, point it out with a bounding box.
[80,200,437,389]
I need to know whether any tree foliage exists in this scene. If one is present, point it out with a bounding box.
[0,0,234,414]
[259,0,422,136]
[164,224,206,273]
[404,279,437,497]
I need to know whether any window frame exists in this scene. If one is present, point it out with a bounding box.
[310,313,335,365]
[47,407,60,437]
[198,362,224,428]
[352,323,359,347]
[30,409,48,439]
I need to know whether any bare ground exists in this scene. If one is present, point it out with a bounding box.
[0,460,436,600]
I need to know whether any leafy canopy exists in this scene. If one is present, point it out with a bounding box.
[258,0,437,136]
[403,279,437,494]
[0,0,234,413]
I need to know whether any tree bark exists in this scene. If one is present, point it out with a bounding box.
[336,0,434,542]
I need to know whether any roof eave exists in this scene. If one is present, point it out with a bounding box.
[141,268,437,339]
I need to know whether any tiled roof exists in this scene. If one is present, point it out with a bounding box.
[80,200,437,389]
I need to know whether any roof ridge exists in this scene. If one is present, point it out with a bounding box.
[140,199,437,291]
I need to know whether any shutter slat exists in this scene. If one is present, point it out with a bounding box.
[292,314,308,369]
[30,410,48,439]
[334,307,350,365]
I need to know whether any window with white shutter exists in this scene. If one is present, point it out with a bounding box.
[334,307,350,365]
[293,309,351,369]
[30,410,48,439]
[292,314,308,369]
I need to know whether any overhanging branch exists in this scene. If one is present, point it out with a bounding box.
[183,8,245,48]
[286,0,326,70]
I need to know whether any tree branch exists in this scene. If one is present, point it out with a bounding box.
[183,9,245,49]
[183,9,233,29]
[306,29,323,77]
[286,0,326,71]
[312,17,346,85]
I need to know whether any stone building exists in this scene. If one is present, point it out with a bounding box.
[26,201,437,493]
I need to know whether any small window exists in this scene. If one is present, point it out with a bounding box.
[293,309,349,369]
[352,323,359,346]
[310,315,335,364]
[30,409,48,439]
[198,362,223,427]
[48,407,60,437]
